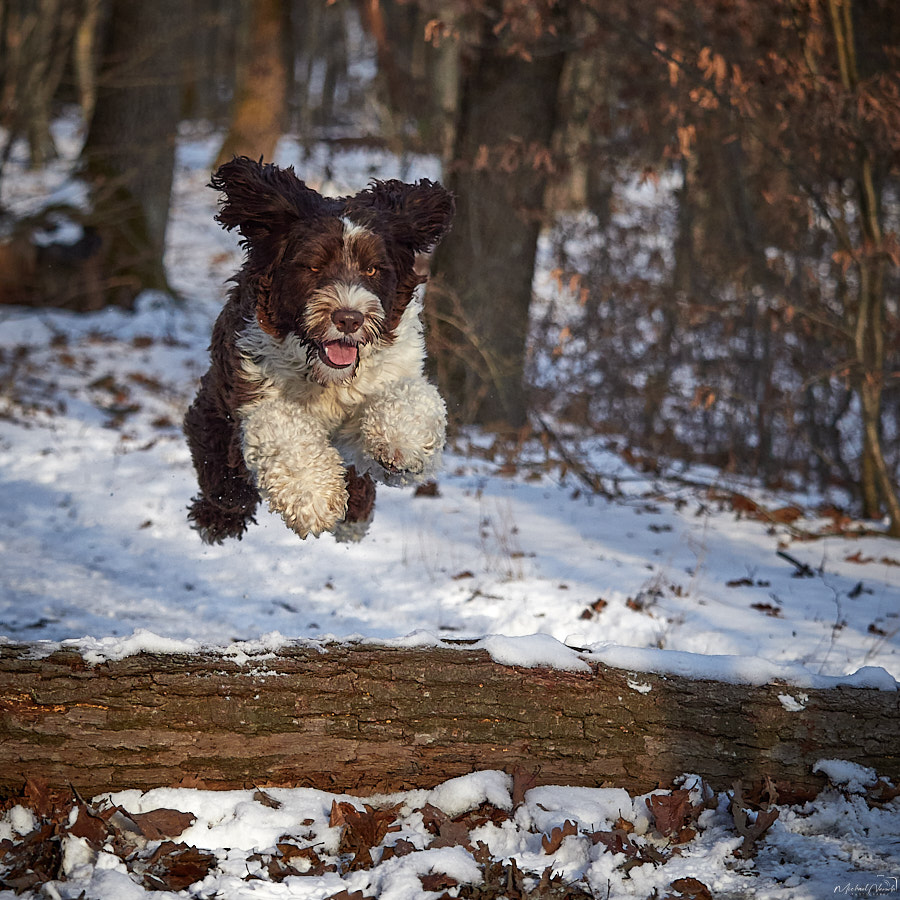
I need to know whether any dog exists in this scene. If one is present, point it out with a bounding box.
[183,156,454,544]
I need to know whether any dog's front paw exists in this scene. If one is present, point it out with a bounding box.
[373,443,427,478]
[360,379,446,485]
[258,465,348,539]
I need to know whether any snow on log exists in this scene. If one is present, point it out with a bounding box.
[0,641,897,797]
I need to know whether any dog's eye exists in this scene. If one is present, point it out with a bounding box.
[364,265,378,277]
[308,266,320,273]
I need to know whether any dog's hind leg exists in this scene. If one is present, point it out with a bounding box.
[332,466,376,543]
[184,378,259,543]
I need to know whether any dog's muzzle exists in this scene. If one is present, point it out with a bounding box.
[319,307,365,369]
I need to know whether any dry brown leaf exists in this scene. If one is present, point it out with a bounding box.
[866,779,900,808]
[726,577,755,587]
[22,777,53,820]
[430,819,472,850]
[380,838,416,862]
[329,799,358,829]
[134,841,216,891]
[665,876,714,899]
[130,808,196,841]
[845,550,874,564]
[511,766,539,806]
[646,790,693,837]
[277,842,335,876]
[731,783,780,858]
[413,480,440,497]
[67,804,111,845]
[454,802,511,831]
[771,505,803,523]
[420,871,459,891]
[253,789,283,809]
[673,826,697,844]
[542,819,578,853]
[22,777,71,822]
[589,829,635,857]
[420,802,450,834]
[331,801,401,870]
[0,823,60,890]
[750,602,782,617]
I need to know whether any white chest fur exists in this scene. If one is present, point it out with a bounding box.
[234,300,447,537]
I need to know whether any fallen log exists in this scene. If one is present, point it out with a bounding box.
[0,641,897,798]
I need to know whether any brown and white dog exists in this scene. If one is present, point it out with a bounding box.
[184,156,454,543]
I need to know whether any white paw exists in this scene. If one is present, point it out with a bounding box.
[370,441,437,485]
[360,379,446,485]
[258,465,348,539]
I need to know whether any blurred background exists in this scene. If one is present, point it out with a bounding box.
[0,0,898,532]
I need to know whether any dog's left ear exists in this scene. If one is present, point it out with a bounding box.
[349,179,455,252]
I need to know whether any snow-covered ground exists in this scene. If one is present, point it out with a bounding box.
[0,117,898,898]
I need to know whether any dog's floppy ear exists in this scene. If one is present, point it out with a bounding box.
[349,179,455,253]
[209,156,323,242]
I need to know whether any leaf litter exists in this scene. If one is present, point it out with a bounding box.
[2,767,899,898]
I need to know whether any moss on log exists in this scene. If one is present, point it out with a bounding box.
[0,641,897,797]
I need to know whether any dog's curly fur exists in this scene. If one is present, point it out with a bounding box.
[183,156,454,543]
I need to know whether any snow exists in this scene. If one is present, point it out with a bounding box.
[777,692,809,712]
[1,116,899,898]
[584,645,899,690]
[0,807,36,844]
[476,633,591,672]
[65,629,297,666]
[425,772,513,818]
[811,761,879,794]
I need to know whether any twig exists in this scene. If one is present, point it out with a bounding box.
[776,549,816,578]
[534,416,616,498]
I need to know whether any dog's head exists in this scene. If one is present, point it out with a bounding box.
[210,156,454,385]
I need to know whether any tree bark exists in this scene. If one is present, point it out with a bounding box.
[1,641,897,799]
[0,0,82,182]
[214,0,288,168]
[427,2,569,428]
[826,0,900,535]
[79,0,186,309]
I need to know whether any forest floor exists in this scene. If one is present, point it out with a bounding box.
[0,117,898,898]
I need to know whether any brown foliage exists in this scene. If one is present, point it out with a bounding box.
[330,801,402,870]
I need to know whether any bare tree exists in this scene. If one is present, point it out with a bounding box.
[79,0,188,308]
[427,0,570,428]
[825,0,900,532]
[0,0,81,176]
[214,0,289,167]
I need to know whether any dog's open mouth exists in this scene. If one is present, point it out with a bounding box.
[319,340,359,369]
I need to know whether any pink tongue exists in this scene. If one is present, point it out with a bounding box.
[324,341,358,367]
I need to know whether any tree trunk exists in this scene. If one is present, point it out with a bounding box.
[214,0,288,168]
[853,160,900,534]
[1,641,897,798]
[427,2,568,429]
[827,0,900,535]
[79,0,186,309]
[0,0,81,176]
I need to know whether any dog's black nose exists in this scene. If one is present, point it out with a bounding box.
[332,308,364,334]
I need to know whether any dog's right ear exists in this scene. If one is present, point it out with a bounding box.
[209,156,322,243]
